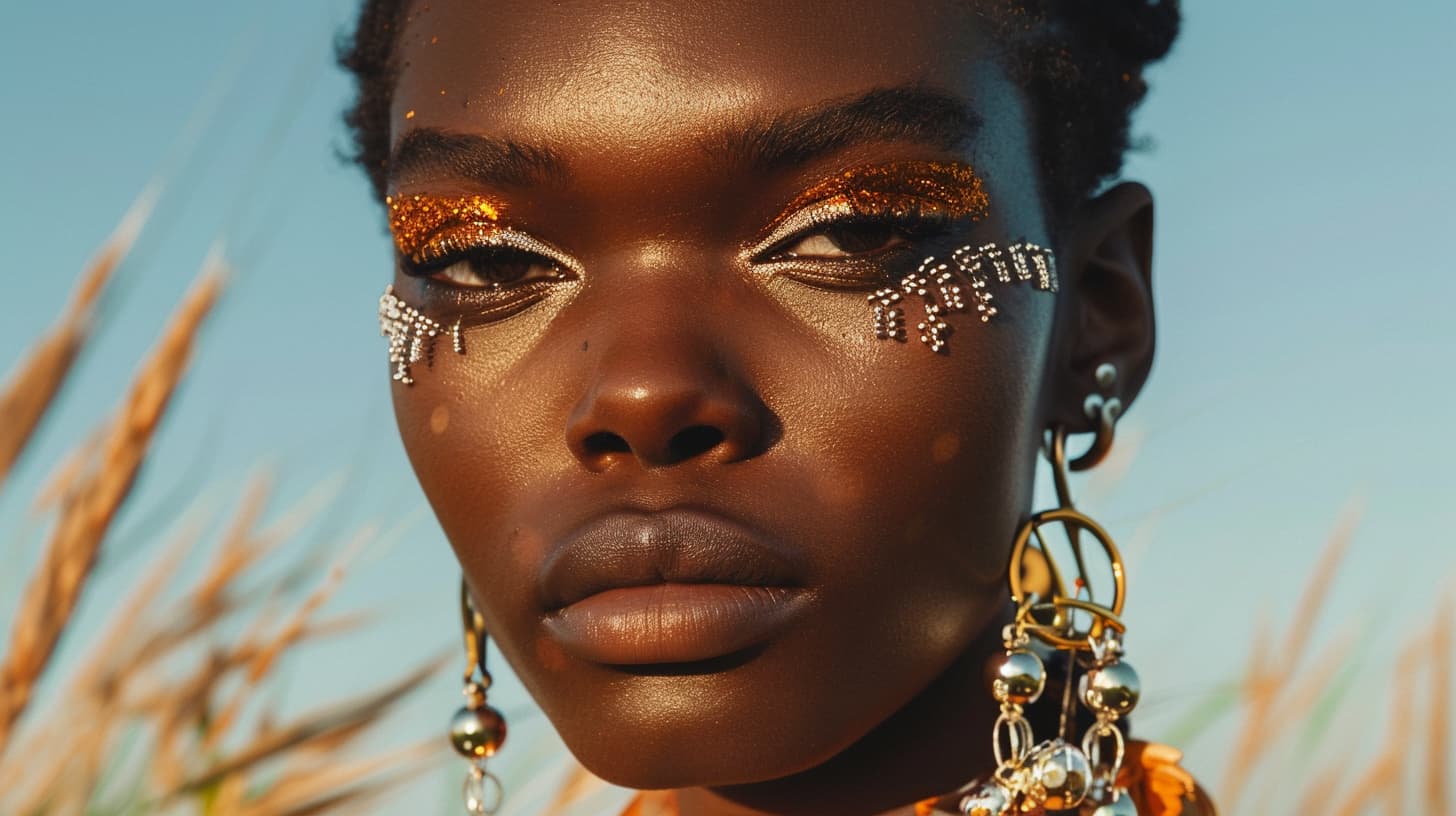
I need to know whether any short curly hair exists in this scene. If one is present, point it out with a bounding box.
[337,0,1180,226]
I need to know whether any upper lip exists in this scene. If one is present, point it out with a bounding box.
[539,508,807,611]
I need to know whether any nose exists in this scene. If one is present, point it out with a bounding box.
[565,330,770,473]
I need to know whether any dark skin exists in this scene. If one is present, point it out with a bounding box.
[383,2,1155,814]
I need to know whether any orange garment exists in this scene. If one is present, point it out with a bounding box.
[913,740,1215,816]
[621,741,1215,816]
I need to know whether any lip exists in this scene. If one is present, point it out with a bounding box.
[540,509,809,665]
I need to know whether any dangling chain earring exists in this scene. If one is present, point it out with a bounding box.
[961,364,1144,816]
[449,578,507,815]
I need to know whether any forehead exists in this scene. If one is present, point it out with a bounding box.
[390,0,1003,161]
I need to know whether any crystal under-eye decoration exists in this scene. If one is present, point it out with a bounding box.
[868,240,1058,353]
[379,284,457,385]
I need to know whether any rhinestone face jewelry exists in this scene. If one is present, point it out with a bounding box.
[379,284,457,385]
[868,240,1058,353]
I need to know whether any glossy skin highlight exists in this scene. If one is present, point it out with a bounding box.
[381,2,1157,813]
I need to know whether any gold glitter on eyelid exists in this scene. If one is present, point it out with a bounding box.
[386,193,504,258]
[768,161,990,235]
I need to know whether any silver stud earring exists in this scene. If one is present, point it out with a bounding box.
[1072,363,1122,472]
[1083,363,1123,425]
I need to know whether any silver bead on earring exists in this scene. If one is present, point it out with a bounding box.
[451,579,506,815]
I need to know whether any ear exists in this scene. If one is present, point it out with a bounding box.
[1042,182,1155,432]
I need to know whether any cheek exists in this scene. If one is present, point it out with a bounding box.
[387,276,582,514]
[750,291,1050,722]
[387,344,565,599]
[777,289,1050,581]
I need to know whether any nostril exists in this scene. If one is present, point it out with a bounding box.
[667,425,725,462]
[582,431,631,459]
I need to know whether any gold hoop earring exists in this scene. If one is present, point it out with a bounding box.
[959,367,1149,815]
[449,577,506,815]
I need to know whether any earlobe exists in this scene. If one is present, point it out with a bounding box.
[1044,182,1156,432]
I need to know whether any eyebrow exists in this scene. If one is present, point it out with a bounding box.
[387,86,981,188]
[718,86,983,172]
[389,128,568,188]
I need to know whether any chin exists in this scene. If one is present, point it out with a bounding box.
[527,650,870,790]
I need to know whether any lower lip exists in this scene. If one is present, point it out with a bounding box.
[544,584,807,665]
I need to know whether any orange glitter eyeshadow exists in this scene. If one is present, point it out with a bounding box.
[771,161,989,232]
[386,194,504,258]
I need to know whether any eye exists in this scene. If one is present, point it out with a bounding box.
[398,224,582,291]
[417,247,564,289]
[780,219,909,259]
[768,214,950,263]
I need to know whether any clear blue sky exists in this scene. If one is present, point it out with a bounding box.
[2,1,1453,810]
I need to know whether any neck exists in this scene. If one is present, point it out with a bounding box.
[673,607,1018,816]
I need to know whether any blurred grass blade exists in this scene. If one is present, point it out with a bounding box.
[0,252,224,756]
[0,186,156,493]
[166,654,445,798]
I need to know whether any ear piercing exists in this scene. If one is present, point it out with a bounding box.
[869,241,1058,353]
[1075,363,1122,471]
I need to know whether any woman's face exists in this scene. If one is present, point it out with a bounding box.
[386,0,1065,791]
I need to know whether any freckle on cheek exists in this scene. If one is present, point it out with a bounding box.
[931,432,961,463]
[429,404,449,435]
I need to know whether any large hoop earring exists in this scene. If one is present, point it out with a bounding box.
[959,367,1148,815]
[449,577,507,815]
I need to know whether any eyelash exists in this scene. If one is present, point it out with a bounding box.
[397,196,961,302]
[762,212,951,257]
[399,227,579,289]
[401,245,562,285]
[750,206,957,287]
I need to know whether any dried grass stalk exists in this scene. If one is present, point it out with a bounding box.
[165,655,443,799]
[1328,643,1419,815]
[0,498,210,804]
[1427,601,1451,815]
[201,532,372,754]
[1219,501,1359,807]
[0,253,224,756]
[230,738,439,816]
[0,187,155,494]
